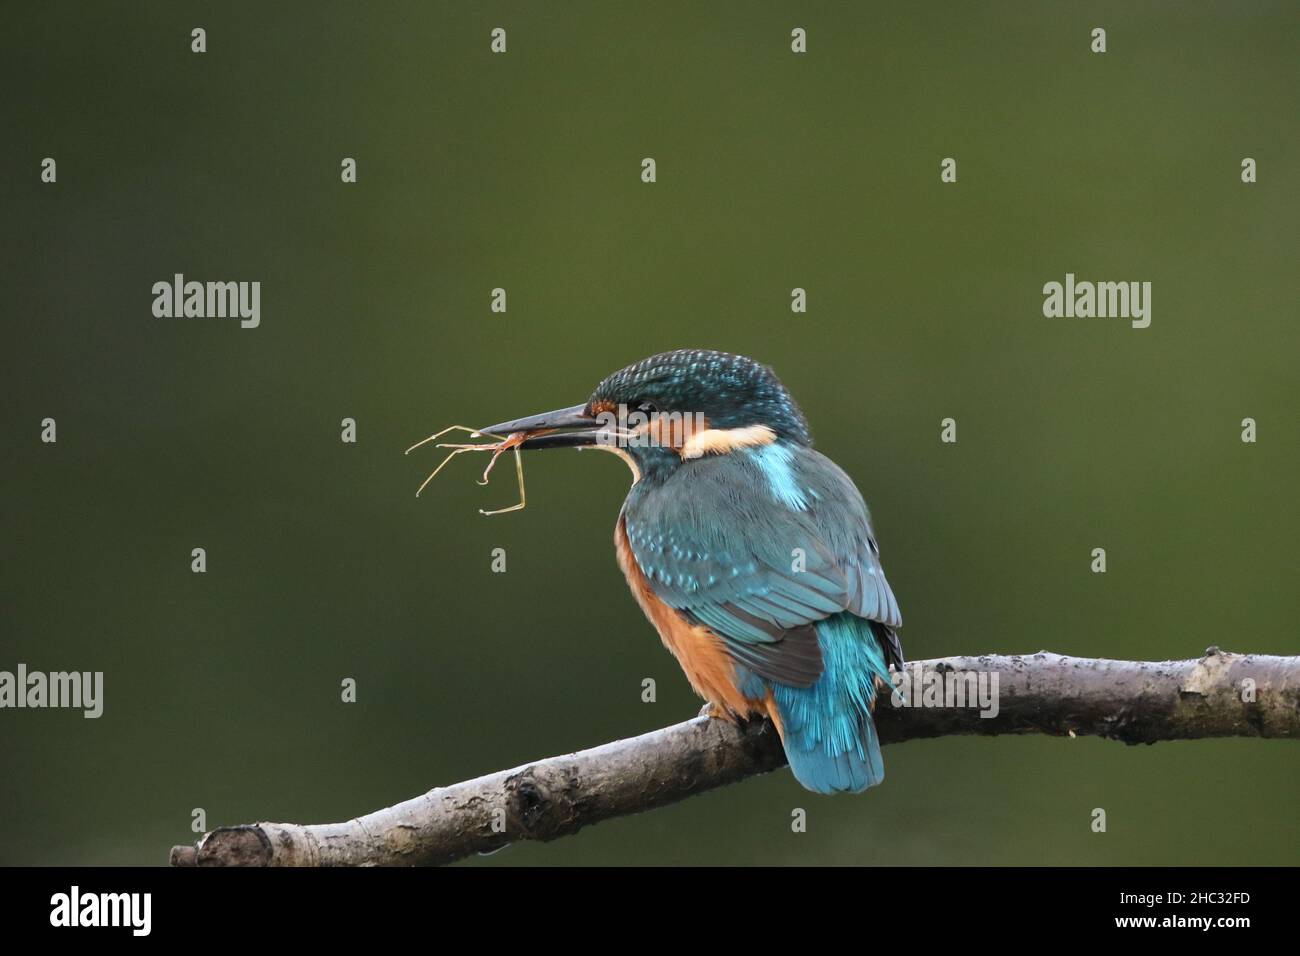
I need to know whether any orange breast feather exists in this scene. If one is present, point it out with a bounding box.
[615,517,780,730]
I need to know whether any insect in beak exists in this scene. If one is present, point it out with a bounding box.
[404,426,529,515]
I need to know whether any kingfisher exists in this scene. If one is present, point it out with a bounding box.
[476,349,903,793]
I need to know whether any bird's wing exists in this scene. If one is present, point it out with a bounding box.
[623,446,901,688]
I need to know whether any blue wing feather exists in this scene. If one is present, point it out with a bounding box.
[623,443,902,686]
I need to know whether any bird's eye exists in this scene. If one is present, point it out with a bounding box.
[637,401,658,415]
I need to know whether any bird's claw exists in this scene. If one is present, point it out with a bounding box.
[698,702,737,724]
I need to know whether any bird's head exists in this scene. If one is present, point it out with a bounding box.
[477,349,811,481]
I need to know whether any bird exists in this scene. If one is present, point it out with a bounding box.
[476,349,903,794]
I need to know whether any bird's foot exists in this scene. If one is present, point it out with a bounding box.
[698,701,738,724]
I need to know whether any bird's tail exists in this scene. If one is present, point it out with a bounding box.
[768,613,893,794]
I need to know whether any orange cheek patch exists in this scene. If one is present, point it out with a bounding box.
[644,413,709,450]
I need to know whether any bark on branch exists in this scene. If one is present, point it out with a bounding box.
[170,649,1299,867]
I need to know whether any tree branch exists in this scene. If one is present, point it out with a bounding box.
[170,649,1299,867]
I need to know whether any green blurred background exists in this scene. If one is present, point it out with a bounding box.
[2,2,1296,866]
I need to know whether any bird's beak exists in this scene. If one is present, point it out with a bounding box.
[477,403,605,449]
